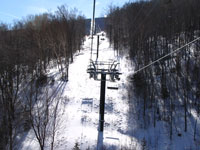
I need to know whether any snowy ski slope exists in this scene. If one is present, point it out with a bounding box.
[20,33,139,150]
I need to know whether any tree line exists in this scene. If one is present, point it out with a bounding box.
[106,0,200,142]
[0,5,85,150]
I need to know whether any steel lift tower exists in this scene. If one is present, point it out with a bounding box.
[88,1,122,149]
[87,60,121,150]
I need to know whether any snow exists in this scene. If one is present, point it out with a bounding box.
[20,33,138,150]
[19,32,200,150]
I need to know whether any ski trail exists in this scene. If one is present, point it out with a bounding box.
[21,33,139,150]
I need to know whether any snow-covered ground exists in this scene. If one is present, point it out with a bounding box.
[20,33,140,150]
[18,32,200,150]
[18,30,200,150]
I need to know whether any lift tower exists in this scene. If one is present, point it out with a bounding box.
[87,60,121,131]
[90,0,96,59]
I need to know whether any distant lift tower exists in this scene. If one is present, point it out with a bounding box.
[90,0,96,59]
[87,60,121,132]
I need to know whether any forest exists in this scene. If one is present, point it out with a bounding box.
[106,0,200,143]
[1,0,200,149]
[0,5,85,150]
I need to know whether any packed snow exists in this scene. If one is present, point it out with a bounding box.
[19,32,200,150]
[19,33,139,150]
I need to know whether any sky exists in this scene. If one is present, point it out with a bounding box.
[0,0,133,24]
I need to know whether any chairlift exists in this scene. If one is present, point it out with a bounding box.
[107,86,118,90]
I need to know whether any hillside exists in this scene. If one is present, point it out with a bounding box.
[1,0,200,150]
[18,33,136,149]
[105,0,200,149]
[18,32,200,150]
[85,17,105,35]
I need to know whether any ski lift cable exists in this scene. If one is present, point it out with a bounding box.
[133,37,200,75]
[90,0,96,60]
[130,0,147,25]
[131,0,159,37]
